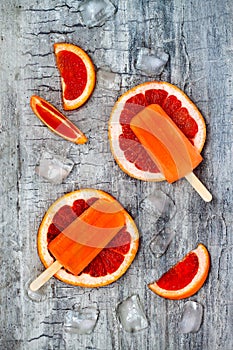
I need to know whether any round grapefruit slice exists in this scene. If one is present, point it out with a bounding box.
[30,95,87,144]
[54,43,96,110]
[109,81,206,181]
[148,244,210,299]
[37,189,139,287]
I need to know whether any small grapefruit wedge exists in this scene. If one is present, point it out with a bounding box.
[148,244,210,299]
[54,43,96,110]
[109,81,206,181]
[30,95,87,144]
[37,189,139,287]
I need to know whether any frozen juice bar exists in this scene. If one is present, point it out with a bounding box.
[48,199,125,275]
[130,104,203,183]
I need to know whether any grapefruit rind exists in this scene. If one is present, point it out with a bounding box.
[54,43,96,110]
[148,244,210,300]
[109,81,206,182]
[38,188,139,287]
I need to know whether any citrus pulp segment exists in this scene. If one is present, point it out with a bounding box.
[30,95,87,144]
[54,43,96,110]
[148,244,210,299]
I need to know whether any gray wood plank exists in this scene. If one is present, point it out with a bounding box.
[0,0,232,349]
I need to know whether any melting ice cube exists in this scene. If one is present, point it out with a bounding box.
[179,301,203,333]
[116,295,148,332]
[140,190,176,228]
[25,277,48,302]
[135,47,169,76]
[64,306,99,334]
[150,229,175,258]
[97,68,121,91]
[78,0,117,28]
[35,150,74,184]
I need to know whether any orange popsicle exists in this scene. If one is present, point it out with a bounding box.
[130,104,212,201]
[130,104,202,183]
[48,198,125,275]
[30,199,125,291]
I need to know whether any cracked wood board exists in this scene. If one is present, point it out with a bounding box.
[0,0,232,349]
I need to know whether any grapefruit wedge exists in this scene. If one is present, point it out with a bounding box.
[109,81,206,181]
[30,95,87,144]
[148,244,210,299]
[37,189,139,287]
[54,43,96,110]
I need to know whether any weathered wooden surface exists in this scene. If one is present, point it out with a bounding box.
[0,0,232,349]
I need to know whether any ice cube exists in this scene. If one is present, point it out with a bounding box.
[64,306,99,334]
[78,0,117,28]
[140,190,176,226]
[179,301,203,333]
[116,295,148,333]
[35,150,74,184]
[150,229,175,258]
[97,68,121,91]
[25,277,48,302]
[135,47,169,76]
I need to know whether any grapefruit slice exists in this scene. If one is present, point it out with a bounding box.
[148,244,210,299]
[30,95,87,144]
[109,81,206,181]
[54,43,96,110]
[37,189,139,287]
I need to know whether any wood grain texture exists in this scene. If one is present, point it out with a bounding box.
[0,0,232,349]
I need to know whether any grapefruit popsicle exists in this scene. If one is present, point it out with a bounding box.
[30,199,125,291]
[130,104,212,201]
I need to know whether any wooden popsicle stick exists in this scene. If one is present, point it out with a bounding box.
[185,172,212,202]
[30,260,63,292]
